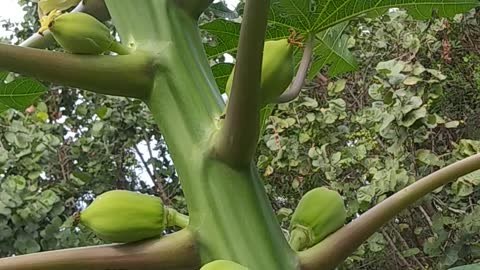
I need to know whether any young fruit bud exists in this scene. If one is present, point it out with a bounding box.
[200,260,250,270]
[78,190,167,243]
[289,187,347,251]
[38,11,130,55]
[225,39,294,106]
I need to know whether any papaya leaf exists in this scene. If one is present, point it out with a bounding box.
[202,0,478,85]
[269,0,479,33]
[201,20,290,59]
[211,63,234,94]
[310,22,357,77]
[0,72,47,114]
[201,20,241,59]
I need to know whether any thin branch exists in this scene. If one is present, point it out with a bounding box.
[213,0,270,167]
[418,205,433,228]
[299,153,480,270]
[134,143,170,204]
[381,229,411,269]
[390,224,425,270]
[134,144,156,181]
[276,35,315,103]
[0,230,199,270]
[20,0,110,48]
[145,138,172,205]
[0,44,154,99]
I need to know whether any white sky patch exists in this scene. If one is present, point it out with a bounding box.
[220,0,240,10]
[0,0,25,38]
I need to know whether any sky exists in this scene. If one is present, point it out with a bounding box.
[0,0,239,38]
[0,0,24,38]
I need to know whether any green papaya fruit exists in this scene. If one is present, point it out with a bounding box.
[289,187,347,251]
[225,39,294,106]
[200,260,250,270]
[38,11,130,55]
[37,0,81,18]
[78,190,167,243]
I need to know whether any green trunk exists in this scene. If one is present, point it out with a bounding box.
[105,0,298,269]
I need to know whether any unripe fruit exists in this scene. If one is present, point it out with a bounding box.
[38,11,130,55]
[225,39,294,106]
[289,187,347,251]
[78,190,166,243]
[37,0,81,18]
[200,260,250,270]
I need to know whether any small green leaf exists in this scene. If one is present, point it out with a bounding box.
[36,112,49,122]
[403,76,422,86]
[445,121,460,129]
[401,107,427,127]
[416,149,444,167]
[0,72,47,113]
[452,180,473,197]
[328,79,347,95]
[402,248,420,257]
[95,106,110,120]
[91,122,105,137]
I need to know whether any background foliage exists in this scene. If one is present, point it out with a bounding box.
[257,8,480,270]
[0,1,479,269]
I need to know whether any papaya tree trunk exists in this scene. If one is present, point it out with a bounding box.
[105,0,298,268]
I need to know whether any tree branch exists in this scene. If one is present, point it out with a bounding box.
[20,0,110,49]
[389,224,425,269]
[381,229,411,269]
[134,144,156,182]
[0,230,199,270]
[134,143,171,204]
[0,44,155,99]
[276,35,315,103]
[144,136,172,204]
[299,153,480,270]
[213,0,270,167]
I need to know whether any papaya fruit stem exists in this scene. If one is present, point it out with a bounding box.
[110,40,133,55]
[277,35,314,103]
[167,208,190,228]
[289,227,310,252]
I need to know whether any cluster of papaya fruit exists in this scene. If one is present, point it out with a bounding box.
[77,187,346,269]
[40,7,347,268]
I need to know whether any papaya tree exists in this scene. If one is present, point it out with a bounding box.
[0,0,479,269]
